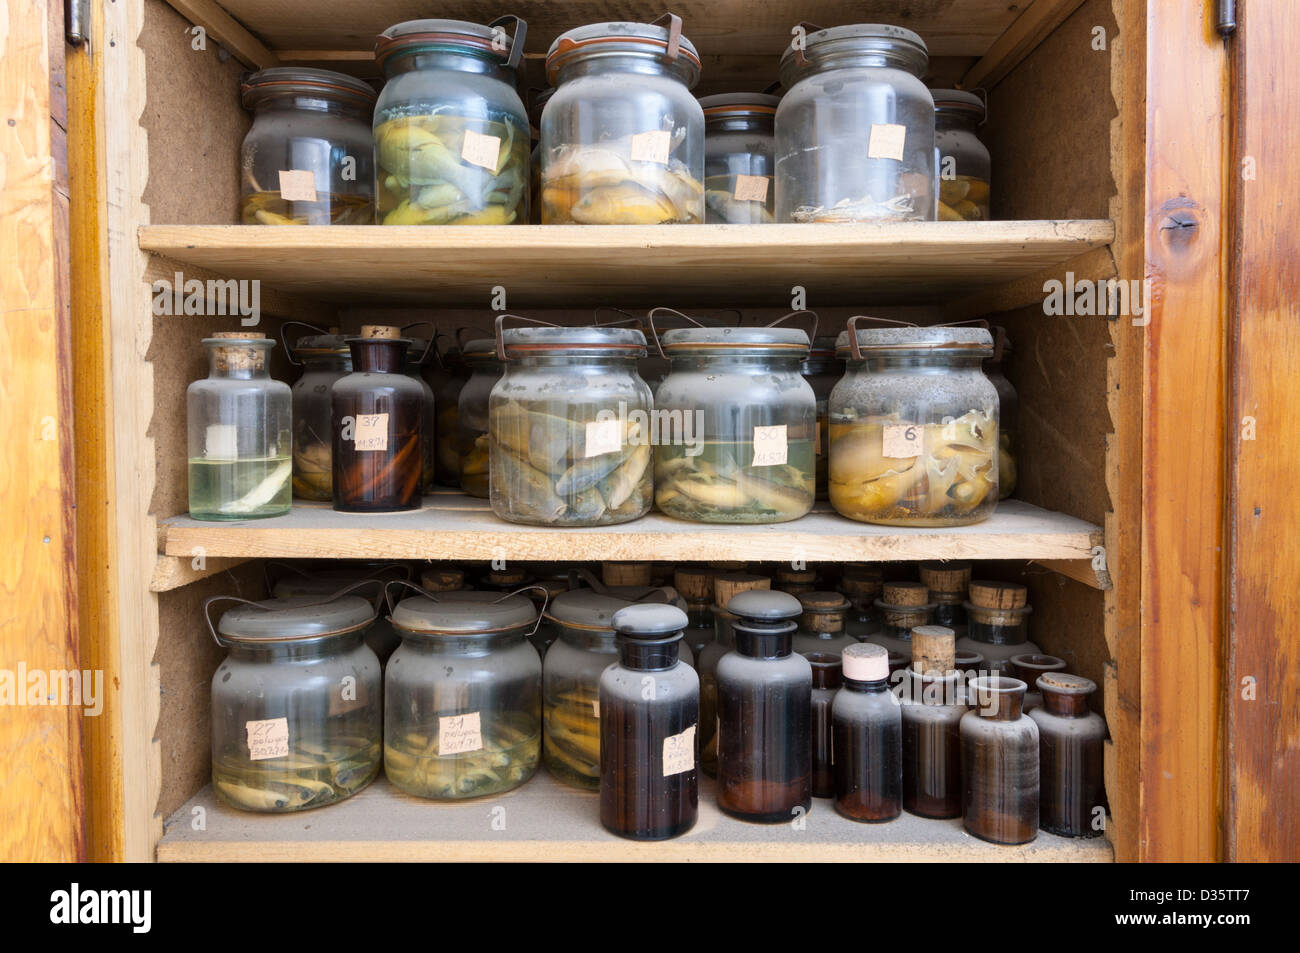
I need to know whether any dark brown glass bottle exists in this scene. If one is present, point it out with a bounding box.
[808,654,842,798]
[1029,673,1107,838]
[960,676,1039,844]
[716,590,811,822]
[832,643,902,822]
[1009,654,1067,713]
[901,626,966,819]
[600,604,699,840]
[332,326,423,512]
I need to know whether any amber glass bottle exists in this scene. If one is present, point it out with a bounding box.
[960,676,1039,844]
[901,626,966,819]
[600,604,699,840]
[332,326,424,511]
[1030,673,1107,838]
[808,653,842,798]
[832,643,902,822]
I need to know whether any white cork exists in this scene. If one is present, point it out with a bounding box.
[842,643,889,681]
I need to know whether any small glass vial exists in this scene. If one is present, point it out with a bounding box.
[600,605,700,840]
[957,580,1040,672]
[900,626,966,819]
[187,332,292,520]
[716,590,811,822]
[919,561,971,629]
[808,654,842,798]
[792,591,856,657]
[332,326,424,512]
[1030,673,1107,838]
[1010,654,1068,713]
[961,676,1039,844]
[833,643,903,822]
[869,582,935,655]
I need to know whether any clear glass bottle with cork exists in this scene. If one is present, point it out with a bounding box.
[868,581,935,655]
[699,571,770,777]
[919,561,971,629]
[833,642,903,822]
[716,590,811,821]
[331,325,424,512]
[1010,654,1068,713]
[960,675,1039,844]
[957,580,1040,673]
[187,331,292,520]
[1030,673,1107,838]
[792,591,856,657]
[600,604,700,840]
[901,625,967,819]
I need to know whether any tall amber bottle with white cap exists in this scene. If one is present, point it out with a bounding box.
[832,642,902,822]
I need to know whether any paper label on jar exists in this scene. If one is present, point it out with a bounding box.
[354,413,389,452]
[461,130,502,171]
[882,423,924,458]
[584,418,623,458]
[867,123,907,162]
[205,423,238,459]
[246,717,290,761]
[751,425,788,466]
[732,174,769,203]
[438,712,483,755]
[629,130,672,165]
[662,724,697,777]
[278,169,318,203]
[592,699,601,719]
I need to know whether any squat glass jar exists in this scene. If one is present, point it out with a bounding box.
[933,89,990,221]
[655,322,817,523]
[700,93,778,223]
[374,17,530,225]
[385,589,541,799]
[240,68,377,225]
[490,324,653,525]
[829,323,999,526]
[282,325,350,502]
[187,333,292,520]
[541,17,704,224]
[207,590,382,812]
[776,25,935,223]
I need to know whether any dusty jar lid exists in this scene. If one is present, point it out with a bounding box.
[612,603,689,638]
[241,67,377,109]
[728,589,803,621]
[836,326,993,355]
[291,331,350,356]
[390,590,536,635]
[546,587,675,631]
[699,92,780,118]
[661,326,810,353]
[546,20,702,86]
[375,18,527,73]
[780,23,928,77]
[931,88,986,119]
[501,325,648,358]
[218,595,376,643]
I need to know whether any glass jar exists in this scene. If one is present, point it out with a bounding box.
[282,324,350,501]
[829,324,999,525]
[542,585,694,790]
[1010,654,1068,713]
[984,328,1019,499]
[808,653,842,798]
[374,17,530,226]
[187,333,292,520]
[655,322,817,523]
[803,336,842,500]
[833,644,903,822]
[431,335,473,487]
[716,591,812,822]
[270,564,408,664]
[776,25,935,223]
[239,68,377,225]
[206,590,382,812]
[899,626,966,819]
[933,89,990,221]
[541,17,704,224]
[792,591,856,657]
[401,330,439,493]
[457,338,503,498]
[385,589,541,799]
[700,93,778,223]
[490,324,653,525]
[332,327,425,512]
[1029,674,1107,838]
[960,676,1039,845]
[601,605,700,840]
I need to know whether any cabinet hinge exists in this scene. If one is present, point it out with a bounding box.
[1216,0,1237,37]
[66,0,89,46]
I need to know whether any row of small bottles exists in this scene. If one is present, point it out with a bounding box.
[187,319,1020,523]
[239,16,992,228]
[205,558,1104,843]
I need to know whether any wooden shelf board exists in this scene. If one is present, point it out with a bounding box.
[158,773,1113,862]
[161,497,1101,563]
[138,221,1114,308]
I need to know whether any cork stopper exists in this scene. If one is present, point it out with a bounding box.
[842,643,890,682]
[673,567,715,602]
[420,567,465,592]
[883,581,930,607]
[210,331,269,371]
[712,572,769,607]
[969,580,1028,609]
[776,567,817,587]
[911,625,955,674]
[602,561,652,587]
[360,324,402,339]
[486,567,528,586]
[919,561,972,593]
[797,591,848,633]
